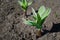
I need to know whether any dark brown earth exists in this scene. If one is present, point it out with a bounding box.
[0,0,60,40]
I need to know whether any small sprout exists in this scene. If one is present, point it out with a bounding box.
[22,5,51,37]
[22,6,51,30]
[18,0,32,12]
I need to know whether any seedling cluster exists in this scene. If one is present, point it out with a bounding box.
[18,0,51,36]
[23,6,51,30]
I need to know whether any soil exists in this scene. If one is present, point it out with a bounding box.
[0,0,60,40]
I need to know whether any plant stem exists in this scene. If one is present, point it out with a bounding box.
[36,29,42,38]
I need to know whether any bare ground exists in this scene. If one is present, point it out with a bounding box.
[0,0,60,40]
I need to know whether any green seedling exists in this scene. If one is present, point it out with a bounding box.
[18,0,32,17]
[22,6,51,36]
[23,6,51,29]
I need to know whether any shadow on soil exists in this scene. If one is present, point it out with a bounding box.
[41,23,60,37]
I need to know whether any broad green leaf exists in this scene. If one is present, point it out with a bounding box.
[41,8,51,19]
[18,1,23,6]
[40,17,46,25]
[32,8,37,20]
[37,13,41,25]
[22,0,25,3]
[22,18,36,26]
[24,0,28,6]
[28,1,32,6]
[38,6,46,18]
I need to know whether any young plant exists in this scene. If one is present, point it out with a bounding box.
[22,6,51,36]
[18,0,32,17]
